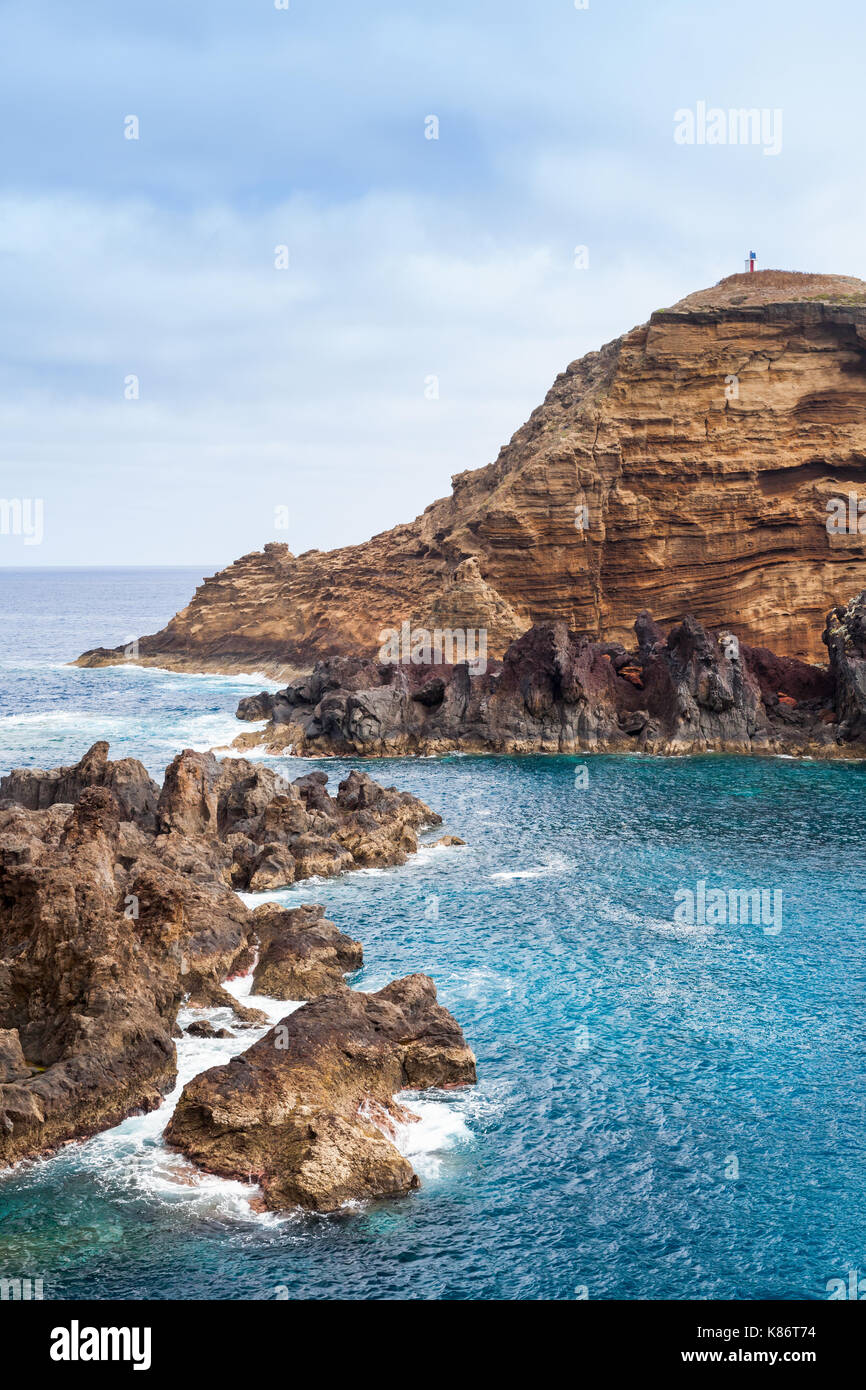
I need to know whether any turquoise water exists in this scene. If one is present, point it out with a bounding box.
[0,569,864,1300]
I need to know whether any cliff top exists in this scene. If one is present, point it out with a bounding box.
[665,270,866,315]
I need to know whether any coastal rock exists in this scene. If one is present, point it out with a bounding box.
[251,903,363,1000]
[165,974,477,1212]
[185,1021,234,1039]
[235,599,861,759]
[0,1029,29,1082]
[0,742,160,827]
[76,272,866,676]
[0,789,183,1164]
[823,592,866,742]
[0,749,450,1164]
[155,750,439,890]
[180,971,268,1025]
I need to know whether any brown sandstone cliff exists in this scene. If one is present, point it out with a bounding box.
[77,271,866,674]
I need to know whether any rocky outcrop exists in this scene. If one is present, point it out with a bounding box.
[153,751,439,891]
[165,975,476,1212]
[823,591,866,743]
[0,1029,29,1082]
[251,903,363,1000]
[0,749,452,1167]
[76,271,866,676]
[234,596,866,759]
[0,742,159,827]
[185,1021,234,1039]
[0,788,183,1164]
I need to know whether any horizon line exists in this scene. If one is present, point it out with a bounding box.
[0,563,224,571]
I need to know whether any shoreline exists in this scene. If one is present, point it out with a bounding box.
[0,744,476,1210]
[229,730,866,763]
[71,651,307,683]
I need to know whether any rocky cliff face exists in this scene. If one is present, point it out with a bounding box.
[76,271,866,676]
[233,593,866,760]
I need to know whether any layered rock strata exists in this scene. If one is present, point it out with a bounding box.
[76,271,866,675]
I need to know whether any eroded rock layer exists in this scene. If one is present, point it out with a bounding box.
[76,271,866,675]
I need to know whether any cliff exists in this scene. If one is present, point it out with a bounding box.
[77,270,866,676]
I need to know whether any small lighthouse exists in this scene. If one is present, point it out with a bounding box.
[744,250,757,273]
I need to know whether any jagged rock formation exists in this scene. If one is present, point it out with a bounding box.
[165,975,477,1213]
[0,747,450,1166]
[76,271,866,676]
[0,788,186,1164]
[1,744,440,896]
[234,594,866,759]
[0,741,160,826]
[823,591,866,742]
[250,903,364,1000]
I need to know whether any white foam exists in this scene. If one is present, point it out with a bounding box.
[490,855,569,881]
[55,972,301,1221]
[645,916,716,940]
[390,1094,474,1181]
[105,663,283,690]
[491,868,542,880]
[9,945,476,1220]
[0,710,103,729]
[222,969,300,1023]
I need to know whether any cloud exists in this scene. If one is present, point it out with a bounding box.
[0,0,864,564]
[0,187,677,564]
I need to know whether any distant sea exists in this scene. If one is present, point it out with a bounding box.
[0,568,864,1300]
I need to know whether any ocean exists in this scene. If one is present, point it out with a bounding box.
[0,567,864,1300]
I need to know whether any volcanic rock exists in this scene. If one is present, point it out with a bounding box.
[0,788,184,1164]
[0,742,159,827]
[0,749,449,1165]
[234,597,866,758]
[155,750,439,890]
[823,591,866,742]
[165,974,476,1212]
[251,903,363,1000]
[185,1021,234,1039]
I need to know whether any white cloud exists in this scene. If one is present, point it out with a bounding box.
[1,0,865,565]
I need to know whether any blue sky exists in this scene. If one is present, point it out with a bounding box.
[1,0,864,566]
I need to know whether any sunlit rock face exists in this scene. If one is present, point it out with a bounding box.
[77,271,866,675]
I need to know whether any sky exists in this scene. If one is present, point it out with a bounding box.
[1,0,864,567]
